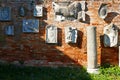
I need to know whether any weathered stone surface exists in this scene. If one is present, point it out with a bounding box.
[19,6,25,17]
[0,7,11,21]
[98,3,108,19]
[65,26,77,43]
[4,26,14,35]
[87,26,97,69]
[0,0,119,67]
[52,1,83,21]
[46,25,57,43]
[103,23,118,47]
[33,5,43,17]
[22,19,39,33]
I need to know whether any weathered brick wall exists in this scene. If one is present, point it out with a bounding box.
[0,0,120,67]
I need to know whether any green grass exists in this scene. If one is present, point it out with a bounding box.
[0,64,120,80]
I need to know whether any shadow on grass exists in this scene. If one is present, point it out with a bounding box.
[0,64,92,80]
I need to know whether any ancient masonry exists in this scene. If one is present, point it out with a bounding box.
[0,0,120,68]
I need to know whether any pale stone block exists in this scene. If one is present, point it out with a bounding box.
[0,7,11,21]
[22,19,39,33]
[33,5,43,17]
[65,26,77,43]
[98,3,108,19]
[46,25,57,43]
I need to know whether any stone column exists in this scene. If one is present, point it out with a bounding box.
[87,26,99,74]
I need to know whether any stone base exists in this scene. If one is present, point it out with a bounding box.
[87,68,99,74]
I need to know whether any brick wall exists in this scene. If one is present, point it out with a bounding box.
[0,0,120,67]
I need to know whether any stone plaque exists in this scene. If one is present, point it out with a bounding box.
[22,19,39,33]
[33,5,43,17]
[52,1,81,21]
[5,26,14,35]
[46,25,57,43]
[98,3,108,19]
[65,26,77,43]
[103,23,118,47]
[19,6,25,17]
[0,7,11,21]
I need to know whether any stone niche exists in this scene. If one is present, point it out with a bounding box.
[0,7,11,21]
[22,19,39,33]
[46,25,57,43]
[4,26,14,35]
[65,26,77,43]
[52,1,87,21]
[103,23,118,47]
[33,5,43,17]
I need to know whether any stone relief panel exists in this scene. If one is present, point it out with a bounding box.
[46,25,57,43]
[22,19,39,33]
[19,6,25,17]
[98,3,108,19]
[103,23,118,47]
[65,26,77,43]
[0,7,11,21]
[33,5,43,17]
[4,26,14,36]
[52,1,87,21]
[77,1,86,21]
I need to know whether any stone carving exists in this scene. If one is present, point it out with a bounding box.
[33,5,43,17]
[78,1,86,21]
[52,1,87,21]
[46,25,57,43]
[98,3,108,19]
[22,19,39,33]
[19,6,25,17]
[5,26,14,35]
[0,7,11,21]
[65,26,77,43]
[103,23,118,47]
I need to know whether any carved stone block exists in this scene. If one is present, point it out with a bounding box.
[5,26,14,35]
[65,26,77,43]
[33,5,43,17]
[22,19,39,33]
[46,25,57,43]
[78,11,86,21]
[0,7,11,21]
[52,1,82,21]
[103,23,118,47]
[98,3,108,19]
[19,6,25,17]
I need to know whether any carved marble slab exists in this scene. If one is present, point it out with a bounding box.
[78,11,86,21]
[33,5,43,17]
[19,6,25,17]
[65,26,77,43]
[22,19,39,33]
[0,7,11,21]
[46,25,57,43]
[103,23,118,47]
[98,3,108,19]
[5,26,14,35]
[52,1,82,21]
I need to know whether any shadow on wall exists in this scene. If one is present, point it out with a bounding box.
[100,35,119,66]
[104,12,119,24]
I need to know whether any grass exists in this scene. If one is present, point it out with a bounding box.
[0,64,120,80]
